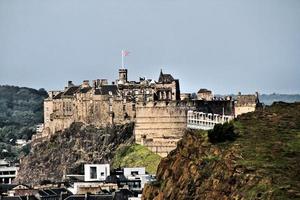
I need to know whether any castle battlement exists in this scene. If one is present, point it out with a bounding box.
[34,67,260,157]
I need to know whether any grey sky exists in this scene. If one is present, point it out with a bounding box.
[0,0,299,94]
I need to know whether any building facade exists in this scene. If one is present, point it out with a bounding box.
[33,68,260,156]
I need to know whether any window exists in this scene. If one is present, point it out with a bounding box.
[123,105,126,111]
[131,171,139,176]
[90,167,97,179]
[132,104,136,111]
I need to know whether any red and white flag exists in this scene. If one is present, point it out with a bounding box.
[122,50,130,56]
[121,50,130,68]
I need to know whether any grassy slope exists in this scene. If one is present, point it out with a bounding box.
[143,102,300,200]
[233,102,300,198]
[112,144,161,174]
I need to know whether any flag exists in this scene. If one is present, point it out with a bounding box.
[122,50,130,57]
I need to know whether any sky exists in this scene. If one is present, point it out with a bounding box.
[0,0,299,94]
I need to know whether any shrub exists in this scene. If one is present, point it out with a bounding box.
[208,122,237,143]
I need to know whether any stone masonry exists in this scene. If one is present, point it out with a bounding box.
[33,68,260,157]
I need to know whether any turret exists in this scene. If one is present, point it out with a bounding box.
[118,68,128,83]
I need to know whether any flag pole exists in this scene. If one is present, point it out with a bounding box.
[121,50,124,69]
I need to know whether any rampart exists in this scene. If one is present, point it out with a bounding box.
[134,101,188,157]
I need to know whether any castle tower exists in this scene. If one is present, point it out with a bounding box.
[119,68,128,83]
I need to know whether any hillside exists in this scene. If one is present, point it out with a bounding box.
[143,102,300,199]
[15,122,134,185]
[112,144,161,174]
[15,122,161,186]
[0,85,47,160]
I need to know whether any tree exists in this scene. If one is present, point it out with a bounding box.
[208,122,237,143]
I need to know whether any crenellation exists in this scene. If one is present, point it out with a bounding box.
[33,68,261,156]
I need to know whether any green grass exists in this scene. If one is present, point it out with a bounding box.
[232,102,300,199]
[112,144,161,174]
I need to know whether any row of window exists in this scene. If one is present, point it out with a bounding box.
[187,120,216,126]
[0,171,16,175]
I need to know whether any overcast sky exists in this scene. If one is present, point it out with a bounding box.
[0,0,299,94]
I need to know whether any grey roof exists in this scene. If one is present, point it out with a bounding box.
[3,195,38,200]
[0,184,18,194]
[2,197,22,200]
[197,88,212,93]
[53,92,63,99]
[79,87,92,93]
[95,85,118,95]
[63,86,80,96]
[37,188,70,197]
[158,70,175,83]
[65,195,113,200]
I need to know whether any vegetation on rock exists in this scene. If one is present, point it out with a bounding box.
[208,122,237,143]
[143,102,300,200]
[15,122,135,185]
[0,85,47,160]
[112,144,161,174]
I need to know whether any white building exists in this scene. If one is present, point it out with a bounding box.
[84,164,110,182]
[0,159,19,184]
[123,167,155,189]
[123,167,145,178]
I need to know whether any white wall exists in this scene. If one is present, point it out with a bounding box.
[123,167,145,178]
[84,164,110,182]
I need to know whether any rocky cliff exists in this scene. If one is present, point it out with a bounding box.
[15,122,134,185]
[143,102,300,200]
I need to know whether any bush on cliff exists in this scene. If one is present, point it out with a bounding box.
[208,122,237,143]
[112,144,161,174]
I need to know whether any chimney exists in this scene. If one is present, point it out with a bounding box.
[93,80,97,89]
[82,80,90,88]
[68,81,74,87]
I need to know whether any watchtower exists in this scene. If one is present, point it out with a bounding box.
[119,68,128,83]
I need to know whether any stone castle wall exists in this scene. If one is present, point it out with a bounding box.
[33,68,260,157]
[134,101,188,157]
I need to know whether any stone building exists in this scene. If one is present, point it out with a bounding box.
[197,88,213,101]
[34,68,182,155]
[33,68,260,156]
[234,92,260,117]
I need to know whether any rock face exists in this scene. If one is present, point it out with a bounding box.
[15,122,134,185]
[143,102,300,200]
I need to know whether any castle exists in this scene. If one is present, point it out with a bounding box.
[33,68,260,156]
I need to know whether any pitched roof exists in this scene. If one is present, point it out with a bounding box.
[95,85,118,95]
[158,70,175,83]
[0,184,18,194]
[65,195,113,200]
[63,86,80,96]
[2,197,22,200]
[53,92,63,99]
[78,87,92,94]
[37,188,70,197]
[197,88,212,93]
